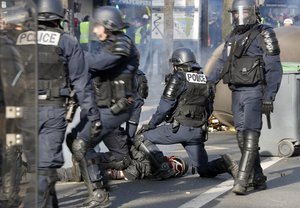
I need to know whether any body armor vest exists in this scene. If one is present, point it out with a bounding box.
[93,73,134,107]
[222,26,265,86]
[16,27,67,99]
[93,34,138,107]
[169,72,209,127]
[38,28,66,98]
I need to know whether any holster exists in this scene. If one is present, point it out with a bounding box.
[65,92,78,122]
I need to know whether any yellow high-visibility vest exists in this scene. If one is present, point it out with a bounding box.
[135,24,150,45]
[135,26,142,45]
[80,21,90,44]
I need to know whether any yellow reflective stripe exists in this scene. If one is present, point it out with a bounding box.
[80,22,90,43]
[135,27,142,44]
[146,6,151,16]
[277,21,280,28]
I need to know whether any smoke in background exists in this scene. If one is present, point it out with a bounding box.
[110,0,300,82]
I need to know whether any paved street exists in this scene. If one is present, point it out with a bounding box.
[57,79,300,208]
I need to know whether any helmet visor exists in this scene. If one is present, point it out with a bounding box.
[230,5,257,26]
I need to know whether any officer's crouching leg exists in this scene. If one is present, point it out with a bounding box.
[72,138,111,208]
[133,134,175,179]
[232,130,260,195]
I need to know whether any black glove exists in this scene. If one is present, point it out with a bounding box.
[207,81,216,98]
[164,73,173,84]
[90,120,102,139]
[137,124,155,135]
[262,100,273,115]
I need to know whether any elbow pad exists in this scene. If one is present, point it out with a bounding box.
[163,73,184,100]
[260,26,280,56]
[112,35,132,56]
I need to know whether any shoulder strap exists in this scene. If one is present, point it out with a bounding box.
[243,25,261,54]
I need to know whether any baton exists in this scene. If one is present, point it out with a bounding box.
[266,114,271,129]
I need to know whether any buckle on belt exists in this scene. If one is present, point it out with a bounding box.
[38,94,48,100]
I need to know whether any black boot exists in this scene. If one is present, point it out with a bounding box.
[204,154,238,178]
[248,170,267,190]
[221,154,239,179]
[77,159,111,208]
[237,131,267,191]
[0,145,23,208]
[72,138,111,208]
[232,130,260,195]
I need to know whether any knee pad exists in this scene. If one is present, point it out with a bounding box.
[244,130,260,151]
[72,138,88,162]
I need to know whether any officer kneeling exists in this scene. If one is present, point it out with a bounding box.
[126,48,239,180]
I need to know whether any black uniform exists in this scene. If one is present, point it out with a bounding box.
[127,48,238,180]
[70,6,139,208]
[17,0,100,207]
[0,33,26,208]
[208,0,283,195]
[0,2,38,207]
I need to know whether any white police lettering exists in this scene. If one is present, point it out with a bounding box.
[185,72,207,84]
[16,31,35,45]
[16,31,60,46]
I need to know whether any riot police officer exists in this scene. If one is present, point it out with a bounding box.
[62,69,149,182]
[70,6,139,208]
[15,0,100,207]
[208,0,283,195]
[0,1,37,207]
[0,31,24,208]
[129,47,238,181]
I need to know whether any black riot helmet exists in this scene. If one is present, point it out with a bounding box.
[169,47,201,72]
[36,0,64,21]
[229,0,258,28]
[93,6,129,32]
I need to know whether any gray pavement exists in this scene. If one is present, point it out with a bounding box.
[57,132,300,208]
[57,79,300,207]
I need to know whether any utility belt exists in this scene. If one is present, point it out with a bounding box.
[170,105,207,128]
[170,119,203,133]
[171,115,206,128]
[38,95,66,106]
[38,87,70,106]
